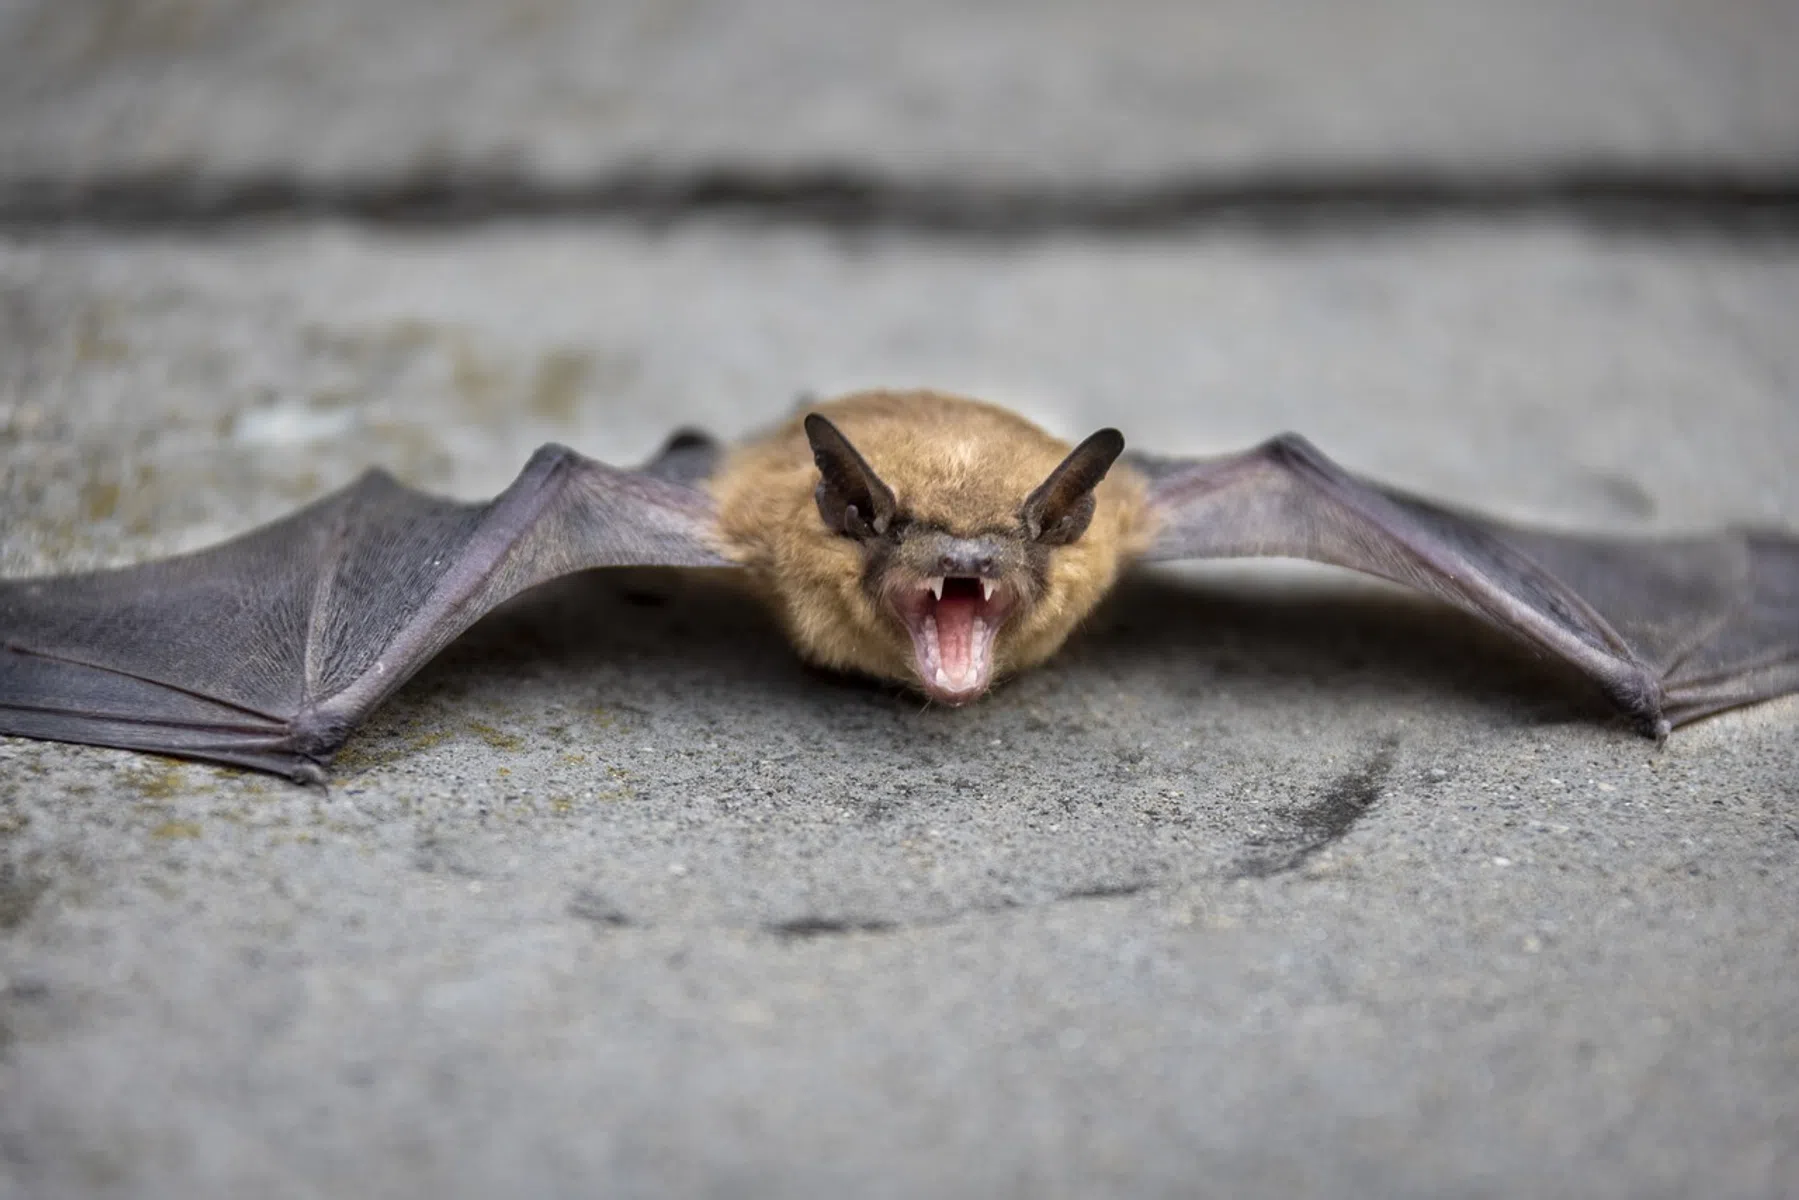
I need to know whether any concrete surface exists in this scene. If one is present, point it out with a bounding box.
[2,0,1796,187]
[2,224,1797,1199]
[2,2,1798,1198]
[4,226,1796,550]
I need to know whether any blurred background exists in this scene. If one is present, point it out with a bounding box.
[1,4,1797,1197]
[2,0,1795,556]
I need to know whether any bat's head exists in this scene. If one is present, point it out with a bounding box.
[744,392,1144,706]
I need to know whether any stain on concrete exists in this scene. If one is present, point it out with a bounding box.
[527,348,591,423]
[412,834,482,878]
[1586,470,1657,520]
[122,761,190,801]
[765,879,1159,939]
[465,721,524,752]
[768,916,900,939]
[0,861,47,930]
[1058,880,1152,901]
[1233,740,1398,879]
[567,891,632,927]
[149,819,202,840]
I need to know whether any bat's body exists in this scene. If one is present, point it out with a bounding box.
[3,390,1795,781]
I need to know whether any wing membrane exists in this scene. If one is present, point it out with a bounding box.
[0,445,733,779]
[1136,436,1799,732]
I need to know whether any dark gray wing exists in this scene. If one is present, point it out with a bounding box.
[0,444,734,780]
[638,429,722,488]
[1134,436,1799,734]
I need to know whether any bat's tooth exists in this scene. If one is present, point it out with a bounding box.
[981,579,995,602]
[927,576,945,601]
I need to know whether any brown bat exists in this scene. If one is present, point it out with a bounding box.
[2,389,1795,782]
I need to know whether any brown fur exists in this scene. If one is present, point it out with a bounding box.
[709,390,1153,690]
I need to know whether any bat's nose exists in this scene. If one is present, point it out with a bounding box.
[934,539,1002,577]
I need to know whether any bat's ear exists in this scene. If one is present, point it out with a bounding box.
[1021,428,1125,545]
[804,413,899,540]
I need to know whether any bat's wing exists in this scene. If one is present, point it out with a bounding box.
[1134,436,1799,734]
[0,444,734,780]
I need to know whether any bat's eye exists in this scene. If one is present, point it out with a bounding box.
[1021,428,1125,546]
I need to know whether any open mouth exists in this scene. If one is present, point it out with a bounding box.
[892,575,1014,704]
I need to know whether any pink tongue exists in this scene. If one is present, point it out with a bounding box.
[935,594,978,681]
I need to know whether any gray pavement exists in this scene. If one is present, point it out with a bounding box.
[2,3,1798,1198]
[3,0,1796,185]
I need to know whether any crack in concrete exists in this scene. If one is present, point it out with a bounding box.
[3,167,1798,237]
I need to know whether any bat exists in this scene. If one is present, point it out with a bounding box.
[2,389,1795,783]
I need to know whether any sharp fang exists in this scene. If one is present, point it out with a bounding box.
[927,576,945,601]
[981,579,995,602]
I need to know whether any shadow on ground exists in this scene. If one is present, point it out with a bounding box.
[305,565,1622,933]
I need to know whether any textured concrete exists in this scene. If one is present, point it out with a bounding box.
[3,0,1798,1194]
[5,225,1796,552]
[1,226,1797,1198]
[2,0,1797,186]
